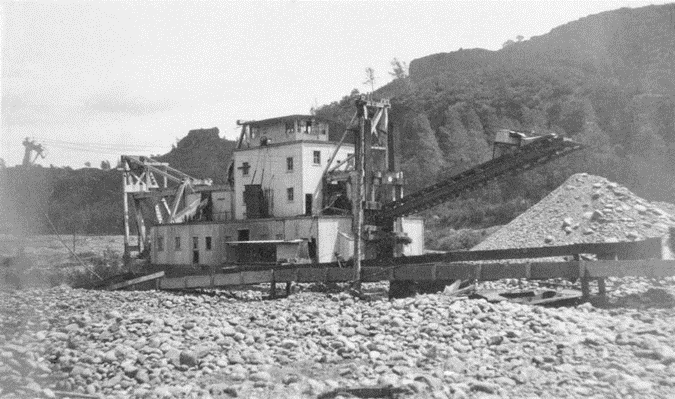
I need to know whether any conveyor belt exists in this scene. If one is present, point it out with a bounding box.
[372,135,584,222]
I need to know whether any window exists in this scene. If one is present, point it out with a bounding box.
[175,237,181,251]
[276,234,284,240]
[303,120,312,133]
[286,157,294,171]
[347,153,354,167]
[193,237,198,250]
[157,236,164,252]
[240,162,250,176]
[205,237,212,251]
[287,187,294,202]
[285,121,295,135]
[313,151,321,165]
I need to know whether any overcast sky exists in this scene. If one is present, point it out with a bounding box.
[1,1,671,167]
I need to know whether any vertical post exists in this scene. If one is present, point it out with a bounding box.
[352,100,366,288]
[122,167,131,264]
[580,268,590,302]
[134,198,146,254]
[270,270,277,299]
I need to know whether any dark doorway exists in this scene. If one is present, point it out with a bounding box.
[305,194,313,216]
[238,229,250,241]
[192,236,199,264]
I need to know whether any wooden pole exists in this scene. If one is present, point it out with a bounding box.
[123,160,131,262]
[352,101,366,288]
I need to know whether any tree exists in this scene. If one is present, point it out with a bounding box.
[516,35,524,42]
[502,39,515,48]
[0,158,5,169]
[389,58,408,80]
[84,161,91,168]
[400,113,444,191]
[100,160,111,170]
[363,67,376,94]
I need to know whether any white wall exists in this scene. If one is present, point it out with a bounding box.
[234,144,303,219]
[234,141,354,220]
[317,217,353,262]
[401,217,425,256]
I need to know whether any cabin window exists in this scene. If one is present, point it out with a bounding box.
[285,121,295,135]
[205,237,212,250]
[157,236,164,252]
[175,237,181,251]
[287,187,294,202]
[241,162,250,176]
[286,157,294,172]
[193,237,199,250]
[313,151,321,165]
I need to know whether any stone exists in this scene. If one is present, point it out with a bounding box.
[135,368,150,383]
[470,381,498,394]
[250,371,272,382]
[208,383,238,397]
[179,351,199,367]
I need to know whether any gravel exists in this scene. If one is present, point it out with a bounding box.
[474,173,675,250]
[2,285,675,398]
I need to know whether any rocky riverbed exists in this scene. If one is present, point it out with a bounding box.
[2,283,675,399]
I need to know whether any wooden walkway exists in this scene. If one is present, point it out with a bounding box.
[109,237,675,300]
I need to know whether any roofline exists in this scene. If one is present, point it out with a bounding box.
[234,139,355,152]
[242,115,337,127]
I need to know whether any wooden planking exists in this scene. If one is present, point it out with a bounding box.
[583,260,675,278]
[436,263,480,281]
[154,257,675,291]
[530,262,579,279]
[327,268,353,282]
[213,273,243,286]
[480,263,529,280]
[365,238,663,266]
[106,271,165,291]
[241,270,273,285]
[274,269,297,283]
[297,268,327,282]
[160,276,187,290]
[361,267,389,282]
[185,275,212,288]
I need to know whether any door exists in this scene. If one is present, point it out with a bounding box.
[305,194,313,216]
[192,236,199,264]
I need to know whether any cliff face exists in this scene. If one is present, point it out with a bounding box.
[410,4,675,94]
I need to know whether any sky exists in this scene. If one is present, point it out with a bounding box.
[1,0,672,168]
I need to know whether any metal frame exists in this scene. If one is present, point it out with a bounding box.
[121,155,212,261]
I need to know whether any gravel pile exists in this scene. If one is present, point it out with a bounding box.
[474,173,675,250]
[2,286,675,398]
